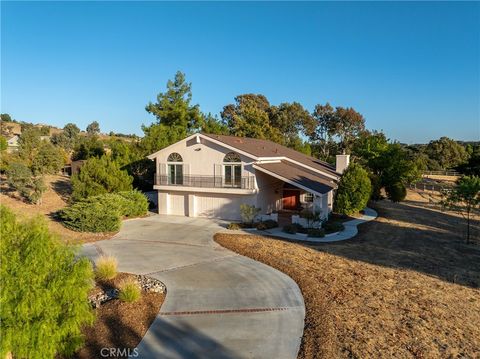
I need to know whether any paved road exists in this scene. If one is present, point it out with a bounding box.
[82,215,305,359]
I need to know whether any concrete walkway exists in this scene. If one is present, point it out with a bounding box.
[82,215,305,359]
[224,207,378,243]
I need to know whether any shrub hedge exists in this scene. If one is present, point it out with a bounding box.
[59,190,148,233]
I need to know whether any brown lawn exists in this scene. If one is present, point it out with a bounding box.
[215,191,480,359]
[0,175,112,243]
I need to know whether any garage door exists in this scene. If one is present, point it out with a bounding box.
[169,193,188,216]
[195,194,252,221]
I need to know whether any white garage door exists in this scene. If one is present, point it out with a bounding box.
[169,193,187,216]
[195,194,253,221]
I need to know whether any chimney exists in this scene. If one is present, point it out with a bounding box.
[336,154,350,174]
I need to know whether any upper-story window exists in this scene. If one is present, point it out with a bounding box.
[167,153,183,185]
[223,152,241,187]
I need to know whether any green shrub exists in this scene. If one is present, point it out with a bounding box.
[71,155,133,201]
[334,162,372,216]
[323,220,345,233]
[283,224,298,234]
[95,255,118,281]
[300,209,322,229]
[256,220,278,230]
[239,204,261,225]
[307,228,325,238]
[118,190,148,217]
[0,206,94,358]
[59,199,122,232]
[6,163,47,204]
[227,222,242,230]
[118,278,141,303]
[386,182,407,202]
[59,191,148,232]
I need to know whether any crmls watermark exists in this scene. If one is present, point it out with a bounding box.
[100,347,139,357]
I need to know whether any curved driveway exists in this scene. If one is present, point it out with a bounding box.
[82,215,305,359]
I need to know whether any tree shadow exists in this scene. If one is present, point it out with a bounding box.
[51,177,73,202]
[309,200,480,289]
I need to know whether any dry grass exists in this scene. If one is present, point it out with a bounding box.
[95,255,118,281]
[0,175,112,243]
[215,191,480,359]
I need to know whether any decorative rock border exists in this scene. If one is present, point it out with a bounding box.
[88,274,166,308]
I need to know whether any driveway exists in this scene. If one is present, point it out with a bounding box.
[82,214,305,359]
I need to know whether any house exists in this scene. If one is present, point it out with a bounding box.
[147,133,350,222]
[6,135,19,153]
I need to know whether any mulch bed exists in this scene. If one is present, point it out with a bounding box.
[214,197,480,359]
[73,273,165,359]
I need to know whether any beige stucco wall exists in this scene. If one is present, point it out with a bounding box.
[151,136,255,178]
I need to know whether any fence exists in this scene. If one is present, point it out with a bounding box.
[422,170,460,177]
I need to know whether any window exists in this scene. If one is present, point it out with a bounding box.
[167,153,183,185]
[304,192,314,203]
[223,152,241,187]
[167,153,183,162]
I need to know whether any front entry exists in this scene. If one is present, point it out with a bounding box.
[282,189,300,210]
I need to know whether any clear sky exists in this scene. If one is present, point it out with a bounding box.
[1,1,479,144]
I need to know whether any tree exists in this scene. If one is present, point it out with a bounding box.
[0,113,12,122]
[72,136,105,161]
[269,102,314,149]
[0,206,94,358]
[425,137,468,169]
[144,71,202,142]
[86,121,100,136]
[352,132,422,202]
[32,142,65,175]
[200,113,229,135]
[18,126,42,165]
[6,163,47,204]
[385,181,407,202]
[334,162,372,215]
[457,145,480,176]
[308,103,336,160]
[221,94,281,142]
[71,155,133,201]
[52,123,81,151]
[442,176,480,244]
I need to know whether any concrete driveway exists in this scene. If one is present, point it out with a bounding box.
[82,214,305,359]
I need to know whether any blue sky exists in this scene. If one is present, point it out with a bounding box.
[1,1,479,143]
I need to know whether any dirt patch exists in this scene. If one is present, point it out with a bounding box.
[0,175,113,243]
[214,193,480,358]
[74,273,165,359]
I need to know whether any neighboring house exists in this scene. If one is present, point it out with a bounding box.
[6,135,19,153]
[148,133,350,222]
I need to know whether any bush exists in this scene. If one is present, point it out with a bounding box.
[256,220,278,230]
[59,199,122,232]
[323,220,345,233]
[239,204,261,225]
[227,223,241,230]
[307,228,325,238]
[118,278,141,303]
[283,224,298,234]
[71,155,133,201]
[31,142,65,175]
[95,255,118,281]
[0,206,94,358]
[300,209,322,229]
[59,191,148,232]
[118,190,149,217]
[334,162,372,216]
[6,163,47,204]
[386,182,407,202]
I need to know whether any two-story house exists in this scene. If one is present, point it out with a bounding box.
[148,133,349,222]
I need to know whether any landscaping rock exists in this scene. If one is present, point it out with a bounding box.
[135,274,166,294]
[89,288,119,308]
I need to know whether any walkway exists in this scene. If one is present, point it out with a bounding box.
[82,215,305,359]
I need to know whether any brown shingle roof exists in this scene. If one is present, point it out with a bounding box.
[202,133,339,177]
[254,161,337,194]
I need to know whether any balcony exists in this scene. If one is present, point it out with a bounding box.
[154,174,255,190]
